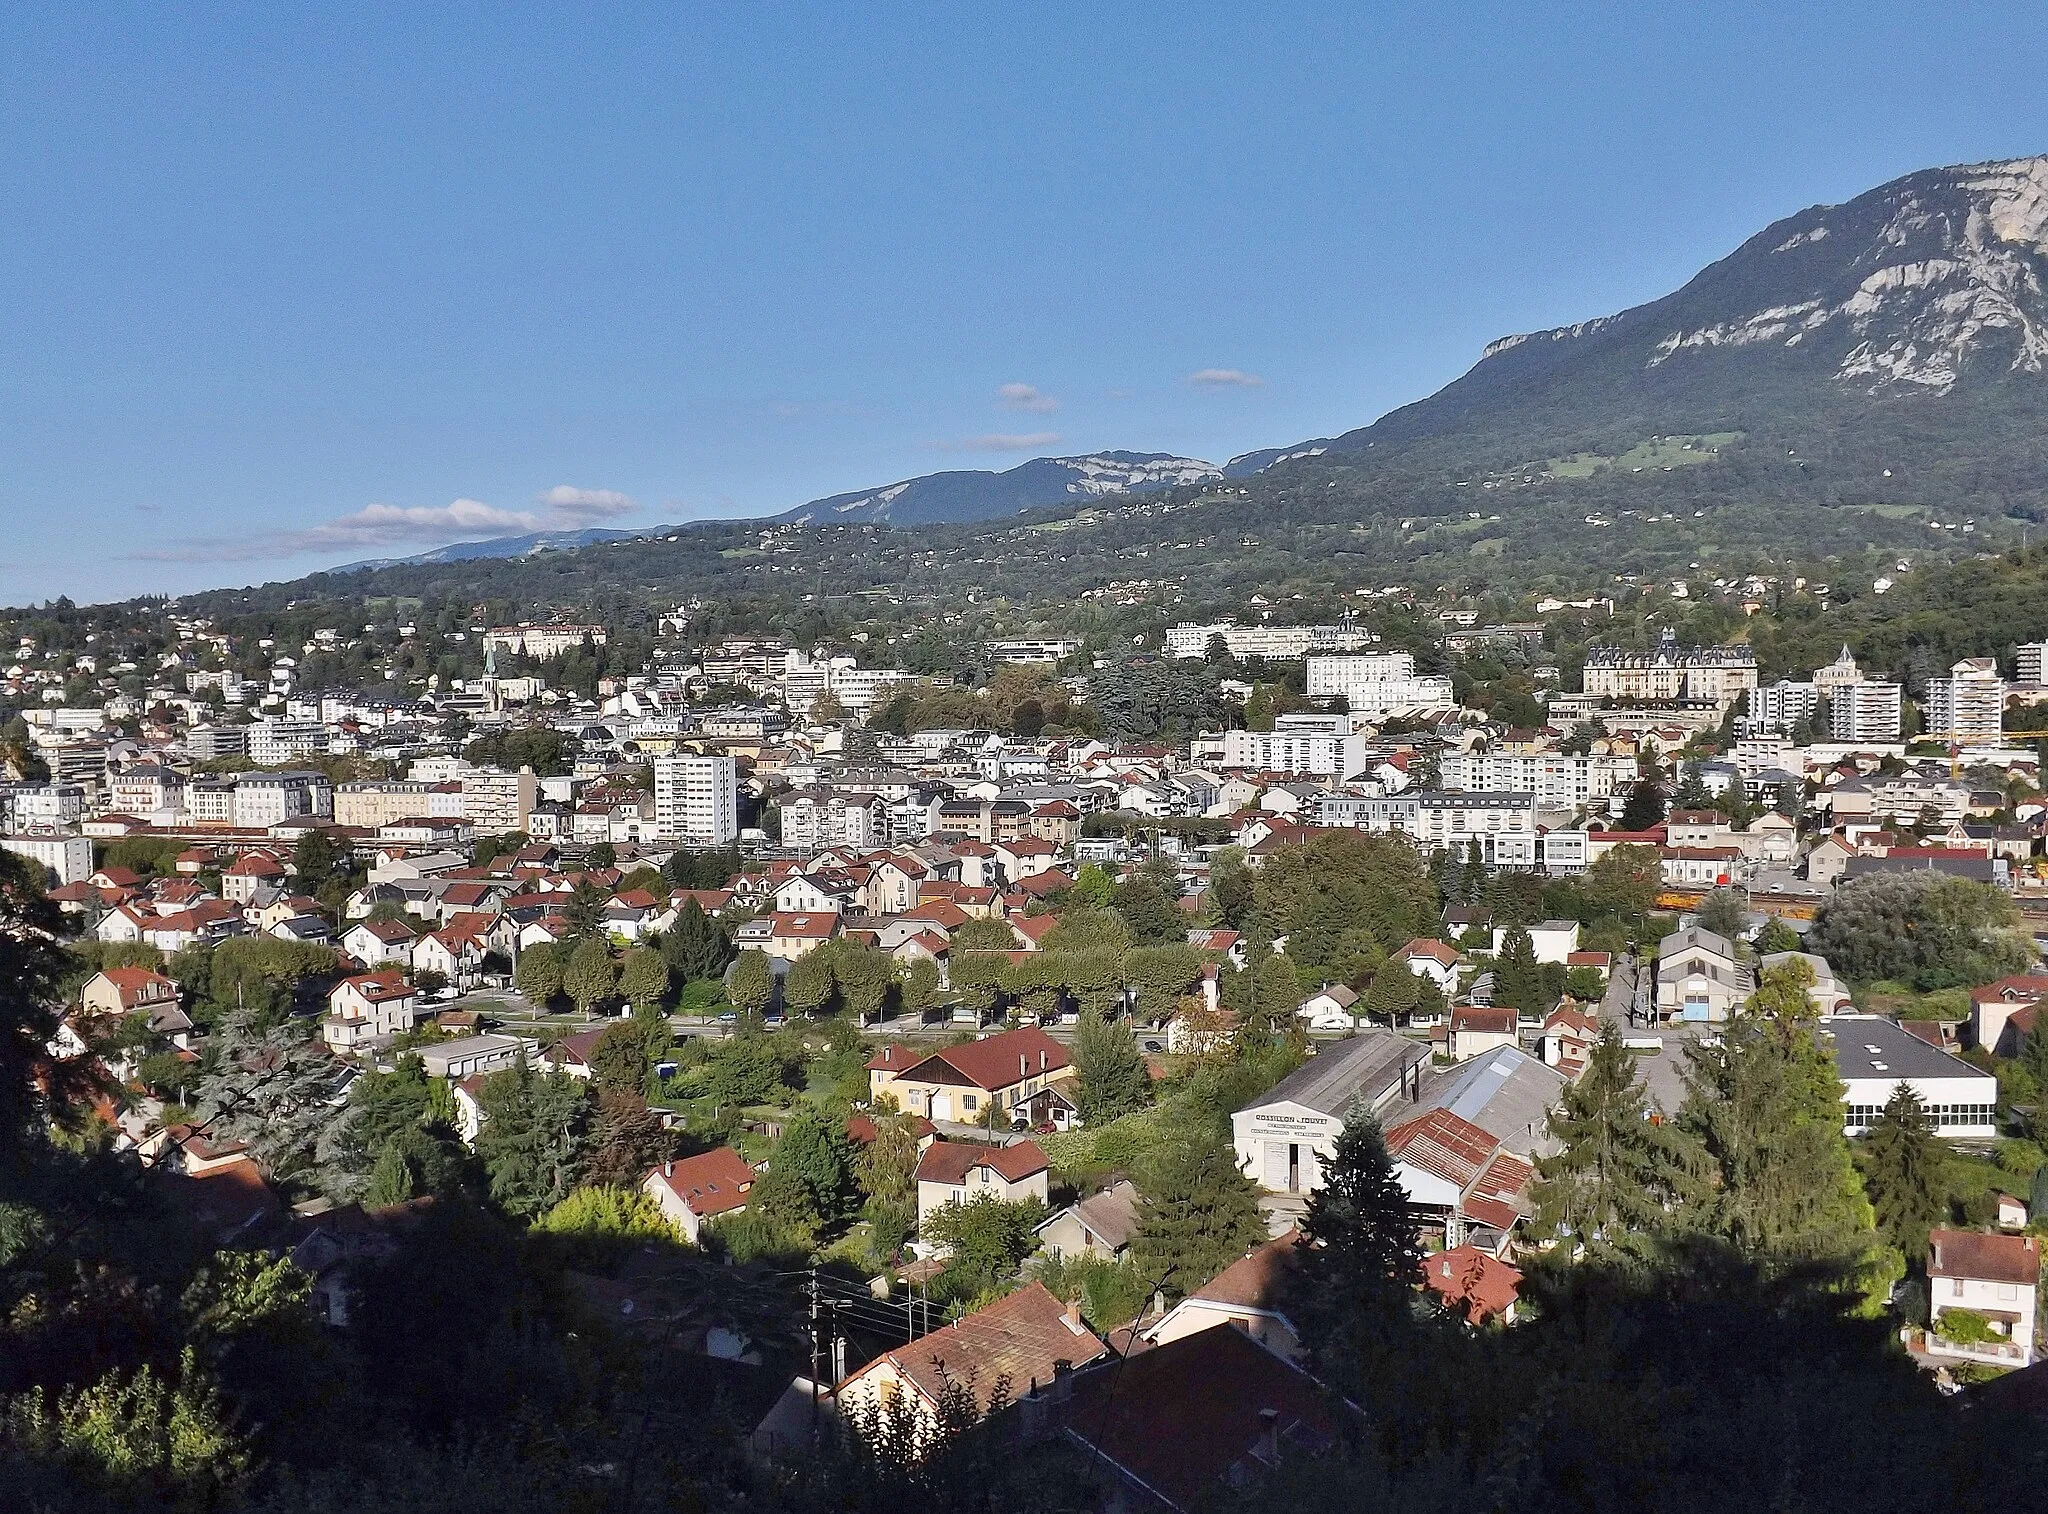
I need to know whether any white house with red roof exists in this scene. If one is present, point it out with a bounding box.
[341,916,416,967]
[1391,938,1462,995]
[323,969,421,1051]
[913,1138,1050,1225]
[766,910,841,961]
[642,1148,757,1244]
[1926,1228,2040,1366]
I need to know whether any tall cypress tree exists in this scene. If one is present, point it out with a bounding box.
[1492,926,1544,1016]
[1861,1083,1946,1261]
[1074,1006,1148,1124]
[1531,1024,1697,1254]
[1299,1109,1421,1303]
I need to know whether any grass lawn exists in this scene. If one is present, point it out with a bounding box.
[1855,982,1972,1020]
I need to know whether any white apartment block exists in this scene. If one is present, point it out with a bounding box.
[1922,659,2004,743]
[2017,641,2048,684]
[1436,751,1637,810]
[233,771,333,828]
[653,755,738,845]
[1222,727,1372,778]
[484,624,607,661]
[1746,679,1819,735]
[1828,680,1903,742]
[779,788,885,853]
[1165,621,1374,660]
[461,767,539,834]
[1304,652,1455,711]
[3,833,93,887]
[10,784,84,828]
[247,719,331,766]
[1311,791,1541,860]
[990,638,1082,664]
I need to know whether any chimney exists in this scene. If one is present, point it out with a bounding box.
[663,1161,673,1178]
[1040,1049,1048,1070]
[1255,1408,1281,1464]
[1064,1300,1084,1332]
[1021,1053,1028,1079]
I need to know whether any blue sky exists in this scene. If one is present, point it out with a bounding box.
[5,2,2048,603]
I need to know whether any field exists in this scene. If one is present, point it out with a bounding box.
[1541,432,1743,480]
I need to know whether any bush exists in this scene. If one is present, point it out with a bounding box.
[1934,1307,2003,1346]
[706,1209,814,1265]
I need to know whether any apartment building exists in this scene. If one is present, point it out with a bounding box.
[1829,680,1904,742]
[233,771,334,827]
[1581,634,1757,712]
[652,755,738,845]
[483,624,607,660]
[461,767,539,834]
[1922,659,2004,743]
[1436,751,1636,810]
[335,780,466,829]
[1304,652,1454,711]
[246,719,330,766]
[1164,621,1374,660]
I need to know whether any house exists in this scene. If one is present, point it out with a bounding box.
[835,1281,1108,1433]
[1034,1179,1140,1263]
[1997,1192,2030,1230]
[79,965,181,1022]
[1654,925,1753,1022]
[766,911,841,961]
[1490,920,1581,964]
[1296,983,1361,1031]
[1391,939,1461,995]
[1926,1228,2040,1367]
[1539,1005,1600,1076]
[865,1043,924,1102]
[1422,1245,1523,1324]
[914,1139,1050,1226]
[1823,1015,1998,1140]
[411,925,486,989]
[876,1025,1073,1125]
[642,1148,757,1244]
[1385,1107,1536,1252]
[1448,1005,1519,1062]
[1144,1230,1306,1361]
[341,916,416,967]
[322,969,421,1051]
[1051,1312,1345,1512]
[544,1027,607,1079]
[1969,975,2048,1055]
[1231,1031,1430,1195]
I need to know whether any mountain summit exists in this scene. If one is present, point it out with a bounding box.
[1230,154,2048,483]
[774,451,1219,526]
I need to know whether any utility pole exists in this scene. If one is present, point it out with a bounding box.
[808,1267,822,1432]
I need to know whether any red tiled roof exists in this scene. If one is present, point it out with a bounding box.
[1394,939,1460,967]
[96,965,177,1004]
[1930,1228,2040,1285]
[855,1280,1106,1414]
[1452,1006,1517,1037]
[914,1139,1049,1186]
[1422,1245,1522,1322]
[771,911,839,939]
[865,1044,922,1074]
[647,1147,756,1219]
[1190,1229,1305,1310]
[900,1025,1071,1091]
[845,1112,934,1145]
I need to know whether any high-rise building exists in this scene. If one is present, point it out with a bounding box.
[1746,679,1819,734]
[1828,681,1903,742]
[1921,659,2004,743]
[653,755,738,845]
[2015,641,2048,684]
[461,767,538,836]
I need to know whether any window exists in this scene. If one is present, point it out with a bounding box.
[962,1095,978,1113]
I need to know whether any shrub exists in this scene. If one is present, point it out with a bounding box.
[1934,1307,2002,1346]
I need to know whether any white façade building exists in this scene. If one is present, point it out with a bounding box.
[1821,1015,1998,1140]
[1232,1031,1431,1196]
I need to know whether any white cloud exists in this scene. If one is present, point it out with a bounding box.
[539,485,636,522]
[997,382,1059,413]
[1188,367,1265,387]
[932,432,1063,453]
[130,486,641,564]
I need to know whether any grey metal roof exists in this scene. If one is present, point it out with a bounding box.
[1410,1047,1567,1158]
[1820,1016,1997,1085]
[1247,1030,1427,1118]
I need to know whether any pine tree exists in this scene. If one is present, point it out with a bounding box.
[1531,1024,1697,1253]
[1459,838,1487,904]
[476,1058,592,1218]
[366,1141,418,1207]
[774,1111,857,1223]
[666,896,731,982]
[1300,1110,1422,1311]
[1679,1016,1874,1262]
[1133,1136,1268,1299]
[1862,1083,1946,1260]
[1492,926,1544,1016]
[1074,1006,1148,1124]
[1620,780,1667,832]
[193,1012,351,1191]
[583,1088,674,1188]
[561,880,609,940]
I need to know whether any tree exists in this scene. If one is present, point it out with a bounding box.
[898,956,941,1017]
[1678,1013,1873,1264]
[1113,872,1185,946]
[1862,1083,1946,1261]
[665,895,731,982]
[922,1193,1046,1298]
[1363,960,1420,1026]
[514,941,565,1006]
[1133,1135,1267,1299]
[1531,1025,1697,1254]
[562,937,618,1015]
[475,1058,591,1217]
[855,1113,922,1212]
[587,1018,662,1093]
[532,1184,672,1246]
[831,942,893,1023]
[1579,842,1663,928]
[783,951,835,1017]
[1755,917,1802,955]
[619,946,670,1012]
[1806,871,2030,989]
[1074,1007,1148,1124]
[1619,779,1667,832]
[1491,925,1545,1016]
[773,1111,858,1225]
[728,947,774,1017]
[192,1012,350,1190]
[0,849,102,1151]
[561,880,609,940]
[587,841,618,871]
[583,1088,674,1188]
[291,827,342,891]
[1298,1111,1422,1330]
[1696,887,1750,942]
[1070,863,1116,910]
